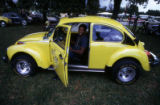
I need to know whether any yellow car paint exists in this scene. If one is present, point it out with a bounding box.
[0,16,12,24]
[50,25,71,87]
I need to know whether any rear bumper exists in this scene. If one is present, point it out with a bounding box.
[149,52,159,66]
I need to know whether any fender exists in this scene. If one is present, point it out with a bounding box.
[107,48,150,71]
[7,43,51,69]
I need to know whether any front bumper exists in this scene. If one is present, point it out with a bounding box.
[149,52,159,66]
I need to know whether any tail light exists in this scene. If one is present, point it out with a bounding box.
[145,50,152,59]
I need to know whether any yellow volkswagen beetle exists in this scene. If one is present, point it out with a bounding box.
[0,16,12,27]
[2,16,159,86]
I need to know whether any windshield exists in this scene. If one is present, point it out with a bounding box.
[44,28,55,39]
[125,26,135,37]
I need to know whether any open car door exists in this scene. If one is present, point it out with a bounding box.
[50,25,71,87]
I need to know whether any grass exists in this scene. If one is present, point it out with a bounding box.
[0,25,160,105]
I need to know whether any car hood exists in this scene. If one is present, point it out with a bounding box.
[18,32,47,42]
[0,16,9,20]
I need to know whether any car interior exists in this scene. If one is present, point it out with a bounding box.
[67,23,90,66]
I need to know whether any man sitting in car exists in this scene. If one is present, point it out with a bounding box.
[69,24,88,64]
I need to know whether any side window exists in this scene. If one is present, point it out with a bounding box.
[53,27,68,49]
[66,23,89,33]
[11,14,17,17]
[93,24,123,42]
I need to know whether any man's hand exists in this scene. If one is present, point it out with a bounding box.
[71,47,85,55]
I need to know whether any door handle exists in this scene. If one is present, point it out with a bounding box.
[59,54,64,59]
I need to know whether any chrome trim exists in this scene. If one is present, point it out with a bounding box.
[68,64,88,69]
[68,68,105,72]
[118,67,136,82]
[47,65,105,73]
[150,52,159,65]
[47,66,55,70]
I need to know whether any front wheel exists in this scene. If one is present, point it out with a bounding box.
[0,21,6,27]
[21,20,27,26]
[12,55,37,77]
[112,59,140,85]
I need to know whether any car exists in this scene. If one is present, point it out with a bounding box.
[0,16,12,27]
[44,15,59,31]
[3,12,28,26]
[44,20,58,31]
[2,16,159,87]
[148,24,160,36]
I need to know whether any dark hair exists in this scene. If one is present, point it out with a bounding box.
[79,24,87,31]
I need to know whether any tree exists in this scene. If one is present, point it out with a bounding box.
[111,0,148,19]
[0,0,17,12]
[154,0,160,3]
[147,10,160,16]
[86,0,100,15]
[111,0,122,19]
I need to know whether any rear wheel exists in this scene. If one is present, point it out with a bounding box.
[0,21,6,27]
[12,55,37,77]
[112,59,140,85]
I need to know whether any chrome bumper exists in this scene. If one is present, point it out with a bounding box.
[149,52,159,66]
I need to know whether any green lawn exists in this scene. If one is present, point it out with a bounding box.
[0,25,160,105]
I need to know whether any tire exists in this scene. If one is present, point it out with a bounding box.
[21,20,27,26]
[112,59,140,85]
[0,21,6,27]
[12,55,37,77]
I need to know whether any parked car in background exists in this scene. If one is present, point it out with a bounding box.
[0,16,12,27]
[2,16,159,87]
[3,12,28,26]
[128,17,145,23]
[28,10,43,23]
[148,16,160,25]
[147,24,160,36]
[44,15,59,31]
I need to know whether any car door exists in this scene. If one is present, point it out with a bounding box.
[50,25,71,87]
[89,23,125,69]
[10,13,20,24]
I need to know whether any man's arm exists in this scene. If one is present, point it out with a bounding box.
[70,47,85,55]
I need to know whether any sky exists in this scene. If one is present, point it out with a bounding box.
[100,0,160,12]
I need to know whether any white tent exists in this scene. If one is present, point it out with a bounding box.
[97,12,112,18]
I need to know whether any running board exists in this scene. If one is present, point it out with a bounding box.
[47,65,105,73]
[68,68,105,72]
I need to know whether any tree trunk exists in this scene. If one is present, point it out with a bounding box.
[132,16,138,33]
[111,0,122,19]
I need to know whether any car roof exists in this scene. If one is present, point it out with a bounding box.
[58,16,125,30]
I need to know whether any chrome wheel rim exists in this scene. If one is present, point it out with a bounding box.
[16,60,31,75]
[22,20,27,26]
[118,67,136,82]
[1,22,6,27]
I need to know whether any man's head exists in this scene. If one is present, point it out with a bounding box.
[78,24,87,36]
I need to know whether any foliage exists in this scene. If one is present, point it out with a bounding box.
[127,4,139,16]
[111,0,122,19]
[154,0,160,3]
[86,0,100,15]
[126,0,149,5]
[147,10,160,16]
[112,0,148,19]
[1,0,100,15]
